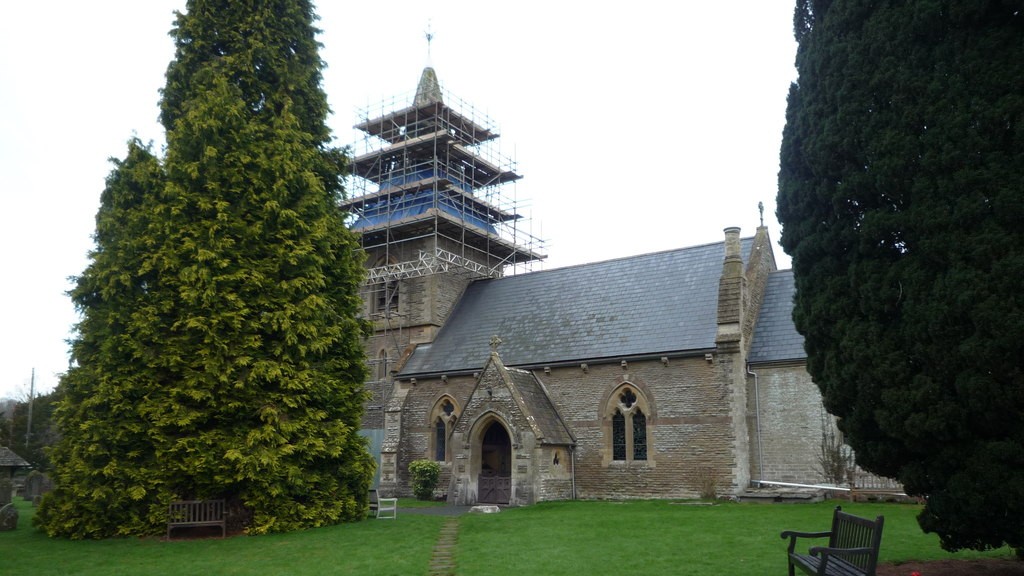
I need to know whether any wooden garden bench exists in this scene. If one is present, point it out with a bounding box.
[781,506,884,576]
[167,499,226,539]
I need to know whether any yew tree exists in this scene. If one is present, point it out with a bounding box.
[778,1,1024,551]
[38,1,373,538]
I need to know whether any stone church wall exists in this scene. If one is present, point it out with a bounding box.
[385,350,833,502]
[388,352,754,501]
[746,362,828,484]
[536,445,574,501]
[425,273,473,328]
[537,356,746,500]
[391,375,477,497]
[356,243,474,431]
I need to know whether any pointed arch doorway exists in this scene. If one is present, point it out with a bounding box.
[477,420,512,504]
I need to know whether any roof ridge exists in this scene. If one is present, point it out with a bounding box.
[490,236,755,279]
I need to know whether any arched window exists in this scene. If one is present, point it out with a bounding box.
[376,349,389,382]
[632,410,647,461]
[606,384,651,464]
[612,410,627,460]
[430,397,458,462]
[435,418,447,461]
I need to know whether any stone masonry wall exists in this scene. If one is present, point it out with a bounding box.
[716,341,752,492]
[536,445,574,501]
[746,362,828,483]
[391,374,478,497]
[358,239,475,429]
[392,355,749,501]
[389,358,842,501]
[547,358,742,499]
[551,358,739,500]
[426,273,473,328]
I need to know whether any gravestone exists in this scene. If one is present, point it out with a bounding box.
[0,503,17,531]
[0,478,12,506]
[23,472,53,500]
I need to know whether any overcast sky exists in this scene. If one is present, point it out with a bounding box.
[0,1,797,400]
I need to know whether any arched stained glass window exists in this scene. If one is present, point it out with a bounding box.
[632,410,647,461]
[430,397,459,462]
[605,385,652,465]
[612,410,627,461]
[435,418,446,461]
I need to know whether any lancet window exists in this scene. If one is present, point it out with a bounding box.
[430,397,458,462]
[607,385,650,464]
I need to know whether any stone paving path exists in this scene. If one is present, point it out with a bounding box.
[428,517,460,575]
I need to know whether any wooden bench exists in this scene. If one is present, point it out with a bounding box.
[167,499,226,539]
[781,506,884,576]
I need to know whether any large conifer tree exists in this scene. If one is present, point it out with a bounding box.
[38,1,373,538]
[778,1,1024,551]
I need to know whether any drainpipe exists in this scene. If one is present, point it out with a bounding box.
[570,445,577,500]
[747,364,764,486]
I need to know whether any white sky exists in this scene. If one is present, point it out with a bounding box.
[0,1,797,400]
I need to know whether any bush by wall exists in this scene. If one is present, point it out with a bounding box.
[408,460,441,501]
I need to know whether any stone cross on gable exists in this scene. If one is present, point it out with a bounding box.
[489,335,503,352]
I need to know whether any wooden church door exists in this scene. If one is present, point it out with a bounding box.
[478,421,512,504]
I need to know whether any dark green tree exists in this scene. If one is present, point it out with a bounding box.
[778,1,1024,551]
[38,0,373,538]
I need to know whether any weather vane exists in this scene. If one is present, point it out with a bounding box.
[425,21,434,61]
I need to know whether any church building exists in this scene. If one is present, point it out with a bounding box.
[341,67,829,505]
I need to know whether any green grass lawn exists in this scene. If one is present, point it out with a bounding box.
[0,498,1016,575]
[457,500,1015,575]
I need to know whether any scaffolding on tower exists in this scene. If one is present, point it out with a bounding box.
[342,68,545,415]
[343,76,544,280]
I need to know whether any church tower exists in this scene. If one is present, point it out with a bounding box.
[342,67,544,457]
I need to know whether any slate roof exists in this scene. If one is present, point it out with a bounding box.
[0,446,30,468]
[400,238,753,376]
[506,368,575,445]
[748,270,807,363]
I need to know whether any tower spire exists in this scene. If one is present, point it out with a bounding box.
[415,21,442,106]
[414,66,442,106]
